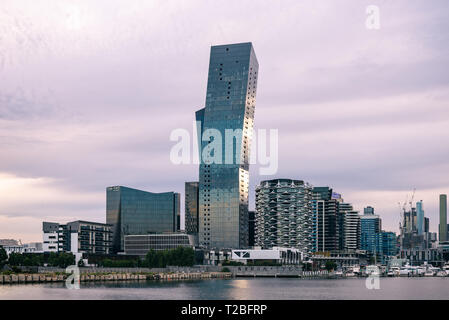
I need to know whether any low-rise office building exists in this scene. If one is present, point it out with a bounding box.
[106,186,181,253]
[124,233,195,256]
[43,220,112,254]
[231,247,303,265]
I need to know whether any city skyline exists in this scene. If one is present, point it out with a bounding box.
[1,1,449,242]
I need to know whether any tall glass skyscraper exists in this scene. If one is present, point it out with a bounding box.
[106,186,180,253]
[416,200,424,235]
[196,42,258,249]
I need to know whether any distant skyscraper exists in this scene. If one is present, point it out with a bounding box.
[197,42,259,249]
[312,187,340,252]
[360,208,381,254]
[106,186,180,253]
[440,194,448,242]
[255,179,314,252]
[416,200,424,235]
[185,182,199,235]
[364,206,375,215]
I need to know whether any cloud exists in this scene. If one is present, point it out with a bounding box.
[0,0,448,241]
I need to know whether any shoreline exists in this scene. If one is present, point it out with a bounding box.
[0,271,232,285]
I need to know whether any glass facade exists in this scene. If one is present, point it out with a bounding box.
[185,181,199,235]
[376,231,398,258]
[360,211,381,253]
[106,186,180,253]
[124,233,194,256]
[197,42,259,249]
[416,200,424,235]
[312,187,340,252]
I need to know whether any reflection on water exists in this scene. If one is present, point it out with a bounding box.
[1,278,449,300]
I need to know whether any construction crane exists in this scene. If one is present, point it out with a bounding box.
[409,188,416,211]
[398,193,409,233]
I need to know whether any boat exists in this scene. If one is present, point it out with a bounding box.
[365,265,380,277]
[334,269,343,277]
[424,269,435,277]
[387,266,399,277]
[399,266,411,277]
[352,266,361,276]
[414,266,426,277]
[442,263,449,273]
[345,270,356,277]
[436,270,447,277]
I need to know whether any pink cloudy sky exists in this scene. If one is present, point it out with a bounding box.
[1,0,448,242]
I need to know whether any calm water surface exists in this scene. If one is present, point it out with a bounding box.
[1,278,448,300]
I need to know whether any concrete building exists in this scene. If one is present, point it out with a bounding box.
[43,220,112,254]
[0,239,19,246]
[197,42,259,249]
[231,247,303,265]
[106,186,180,253]
[1,242,43,255]
[339,203,361,251]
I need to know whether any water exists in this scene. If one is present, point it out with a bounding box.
[1,277,448,300]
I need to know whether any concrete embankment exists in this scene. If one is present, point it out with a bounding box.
[0,272,232,285]
[225,266,331,278]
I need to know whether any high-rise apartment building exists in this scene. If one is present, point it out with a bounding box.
[185,182,199,235]
[312,187,340,252]
[339,203,361,251]
[255,179,314,252]
[376,231,398,261]
[416,200,425,235]
[196,42,258,249]
[360,207,381,254]
[106,186,180,253]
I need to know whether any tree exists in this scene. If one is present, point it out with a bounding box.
[325,260,337,272]
[144,247,195,268]
[8,252,24,266]
[0,247,7,267]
